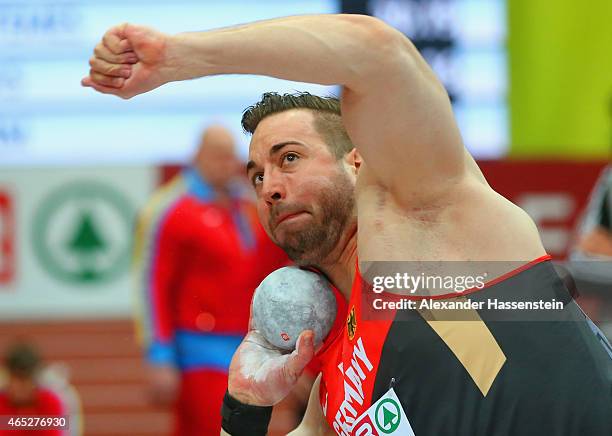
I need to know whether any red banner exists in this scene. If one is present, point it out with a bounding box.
[0,189,15,286]
[479,160,608,259]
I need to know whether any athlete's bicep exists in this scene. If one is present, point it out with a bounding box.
[288,374,335,436]
[341,25,466,204]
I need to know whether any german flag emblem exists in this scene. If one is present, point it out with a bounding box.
[347,306,357,340]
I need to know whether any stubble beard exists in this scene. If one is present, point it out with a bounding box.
[274,170,355,267]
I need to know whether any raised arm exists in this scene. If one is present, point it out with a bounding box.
[83,14,465,201]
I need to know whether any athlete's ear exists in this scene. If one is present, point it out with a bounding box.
[343,148,362,175]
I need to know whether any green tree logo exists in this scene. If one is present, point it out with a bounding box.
[374,398,401,434]
[65,210,107,281]
[33,181,132,284]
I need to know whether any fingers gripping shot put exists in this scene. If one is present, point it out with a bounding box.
[84,15,612,436]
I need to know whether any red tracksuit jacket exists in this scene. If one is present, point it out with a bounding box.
[133,168,287,371]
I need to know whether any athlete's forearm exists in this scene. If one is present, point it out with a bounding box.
[165,14,405,91]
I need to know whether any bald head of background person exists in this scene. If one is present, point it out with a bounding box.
[194,124,241,194]
[83,15,611,436]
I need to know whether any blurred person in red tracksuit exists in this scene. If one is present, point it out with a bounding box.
[133,125,288,435]
[0,343,67,436]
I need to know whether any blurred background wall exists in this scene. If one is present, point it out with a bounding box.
[509,0,612,157]
[1,1,610,435]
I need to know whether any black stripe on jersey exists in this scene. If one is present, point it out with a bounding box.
[371,261,612,436]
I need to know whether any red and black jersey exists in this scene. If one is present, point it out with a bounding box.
[316,257,612,435]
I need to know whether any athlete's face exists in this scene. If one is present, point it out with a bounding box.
[247,109,356,266]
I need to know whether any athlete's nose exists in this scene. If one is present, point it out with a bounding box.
[262,170,286,206]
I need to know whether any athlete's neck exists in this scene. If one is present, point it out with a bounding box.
[316,223,357,301]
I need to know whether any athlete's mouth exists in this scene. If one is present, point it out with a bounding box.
[276,211,308,226]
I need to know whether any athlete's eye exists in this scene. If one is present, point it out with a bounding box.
[282,152,299,165]
[252,173,264,187]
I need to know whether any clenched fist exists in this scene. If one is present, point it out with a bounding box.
[81,23,173,99]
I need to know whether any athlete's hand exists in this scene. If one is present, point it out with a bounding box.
[228,329,316,407]
[81,23,172,99]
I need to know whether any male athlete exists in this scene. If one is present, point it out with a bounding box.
[83,14,612,435]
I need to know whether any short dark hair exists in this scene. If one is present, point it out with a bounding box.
[241,92,354,159]
[4,343,41,377]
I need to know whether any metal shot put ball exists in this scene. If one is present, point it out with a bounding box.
[252,266,337,351]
